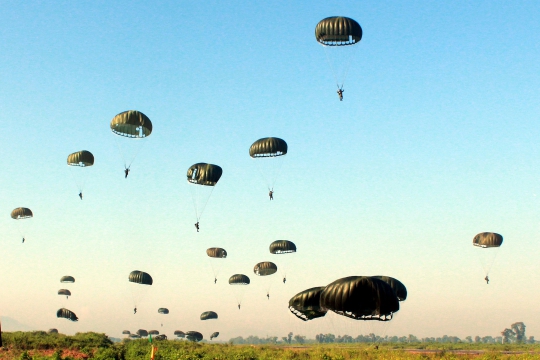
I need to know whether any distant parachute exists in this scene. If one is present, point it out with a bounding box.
[288,286,328,321]
[11,207,33,242]
[320,276,399,321]
[187,163,222,229]
[48,329,59,334]
[58,289,71,299]
[200,311,218,320]
[473,232,503,248]
[249,137,288,196]
[473,232,503,280]
[129,334,141,339]
[60,276,75,283]
[269,240,296,283]
[122,330,131,335]
[229,274,250,309]
[148,330,159,335]
[210,332,219,340]
[154,334,167,340]
[207,248,227,258]
[207,247,227,284]
[174,330,185,338]
[67,150,94,199]
[57,308,78,322]
[110,110,152,175]
[186,331,203,342]
[136,329,148,337]
[371,276,407,302]
[253,262,277,276]
[129,271,153,308]
[129,271,153,285]
[158,308,169,314]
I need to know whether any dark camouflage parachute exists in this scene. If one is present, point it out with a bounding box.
[11,208,32,219]
[48,329,59,334]
[129,271,153,285]
[206,248,227,258]
[187,163,222,186]
[229,274,250,285]
[315,17,362,46]
[210,332,219,340]
[67,151,94,167]
[110,111,152,138]
[122,330,130,335]
[473,232,503,248]
[288,286,328,321]
[253,262,278,276]
[148,330,159,335]
[174,330,185,338]
[269,240,296,254]
[57,308,78,322]
[371,276,407,302]
[58,289,71,297]
[136,329,148,337]
[186,331,203,342]
[158,308,169,314]
[320,276,399,321]
[60,276,75,283]
[200,311,218,320]
[249,138,288,158]
[154,334,167,340]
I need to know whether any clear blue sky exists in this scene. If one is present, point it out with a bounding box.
[1,1,540,340]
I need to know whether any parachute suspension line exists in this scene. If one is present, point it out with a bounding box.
[270,156,286,192]
[323,45,340,89]
[189,184,215,222]
[113,135,128,169]
[339,44,359,90]
[68,166,90,194]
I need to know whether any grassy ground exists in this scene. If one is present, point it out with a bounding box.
[2,332,540,360]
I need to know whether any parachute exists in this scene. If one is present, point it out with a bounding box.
[174,330,185,338]
[254,262,278,298]
[210,332,219,340]
[187,163,222,228]
[473,232,503,279]
[200,311,218,320]
[48,329,59,334]
[229,274,250,309]
[110,110,152,175]
[136,329,148,337]
[186,331,203,342]
[320,276,399,321]
[67,150,94,198]
[371,276,407,302]
[315,16,363,97]
[11,207,33,242]
[129,271,153,285]
[129,334,141,339]
[57,308,78,322]
[148,330,159,335]
[128,271,153,308]
[58,289,71,298]
[154,334,167,340]
[288,286,328,321]
[122,330,131,335]
[206,247,227,283]
[249,137,288,195]
[158,308,169,314]
[269,240,296,282]
[60,276,75,283]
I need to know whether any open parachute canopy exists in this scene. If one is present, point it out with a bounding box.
[289,286,328,321]
[11,207,33,220]
[253,262,278,276]
[371,276,407,302]
[249,137,288,158]
[67,151,94,167]
[473,232,503,248]
[207,247,227,258]
[148,330,159,335]
[174,330,185,338]
[110,110,152,138]
[48,329,59,334]
[320,276,399,321]
[136,329,148,337]
[187,163,222,186]
[57,308,78,322]
[122,330,131,335]
[60,276,75,283]
[200,311,218,320]
[58,289,71,297]
[186,331,203,342]
[158,308,169,314]
[210,332,219,340]
[269,240,296,254]
[315,16,362,46]
[129,270,153,285]
[229,274,250,285]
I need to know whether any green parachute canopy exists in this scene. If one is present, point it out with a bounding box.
[136,329,148,337]
[253,262,278,276]
[110,111,152,138]
[371,276,407,302]
[60,276,75,283]
[148,330,159,335]
[58,289,71,297]
[122,330,130,335]
[186,331,203,342]
[288,286,328,321]
[229,274,250,285]
[67,151,94,167]
[158,308,169,314]
[320,276,399,321]
[57,308,78,322]
[315,16,362,46]
[249,137,288,158]
[187,163,223,186]
[174,330,185,338]
[473,232,503,248]
[210,332,219,340]
[129,271,153,285]
[207,248,227,258]
[48,329,58,334]
[11,207,33,220]
[269,240,296,254]
[200,311,218,320]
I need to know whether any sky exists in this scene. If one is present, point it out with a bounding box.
[1,1,540,341]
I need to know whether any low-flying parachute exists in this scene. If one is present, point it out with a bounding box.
[187,163,222,231]
[210,332,219,340]
[60,276,75,283]
[254,262,278,299]
[129,271,153,310]
[371,276,407,302]
[269,240,296,284]
[288,286,328,321]
[122,330,131,335]
[67,150,94,199]
[148,330,159,335]
[57,308,78,322]
[249,137,288,198]
[174,330,185,338]
[315,16,363,100]
[200,311,218,320]
[58,289,71,299]
[186,331,203,342]
[11,207,33,243]
[158,308,169,314]
[129,334,141,339]
[320,276,399,321]
[473,232,503,283]
[154,334,167,340]
[136,329,148,337]
[110,110,152,177]
[48,329,59,334]
[207,247,227,284]
[229,274,250,309]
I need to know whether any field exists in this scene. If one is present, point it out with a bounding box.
[2,332,540,360]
